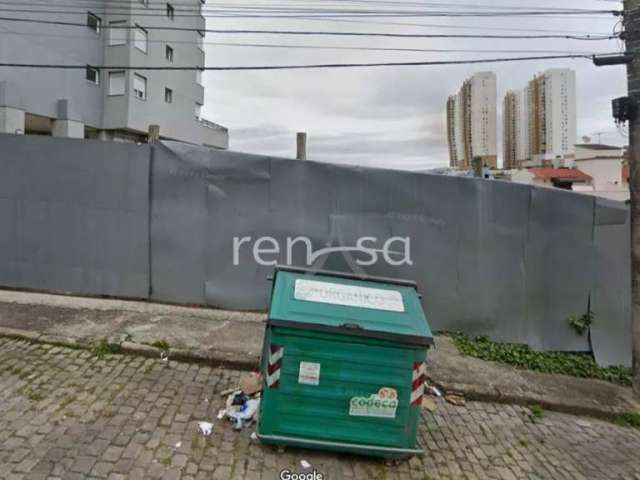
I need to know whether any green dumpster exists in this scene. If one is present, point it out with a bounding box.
[257,266,433,458]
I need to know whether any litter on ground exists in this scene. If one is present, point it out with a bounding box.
[197,421,214,436]
[421,397,437,412]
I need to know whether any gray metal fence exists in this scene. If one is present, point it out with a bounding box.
[0,134,631,366]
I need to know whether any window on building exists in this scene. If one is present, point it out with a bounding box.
[167,3,175,20]
[87,12,101,33]
[134,25,148,53]
[108,20,127,46]
[166,45,174,62]
[195,102,202,119]
[164,88,173,103]
[86,65,100,84]
[133,74,147,100]
[108,71,125,95]
[196,69,203,85]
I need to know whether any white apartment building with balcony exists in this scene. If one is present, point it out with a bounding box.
[0,0,228,148]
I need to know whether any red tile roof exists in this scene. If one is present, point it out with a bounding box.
[575,143,623,150]
[528,167,592,183]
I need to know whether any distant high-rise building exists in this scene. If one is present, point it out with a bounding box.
[446,72,497,168]
[527,68,576,164]
[503,89,529,169]
[446,96,458,168]
[502,68,576,168]
[503,92,517,170]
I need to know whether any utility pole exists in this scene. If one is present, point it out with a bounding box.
[296,132,307,160]
[625,0,640,396]
[594,2,639,395]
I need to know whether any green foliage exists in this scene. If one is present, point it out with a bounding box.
[529,405,544,419]
[568,311,594,336]
[92,337,120,358]
[151,339,170,351]
[616,413,640,430]
[449,333,632,386]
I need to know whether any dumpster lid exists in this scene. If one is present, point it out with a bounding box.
[268,268,433,347]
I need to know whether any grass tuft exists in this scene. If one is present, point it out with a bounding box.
[92,338,120,359]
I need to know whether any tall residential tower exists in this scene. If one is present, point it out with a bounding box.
[502,89,529,169]
[502,69,576,168]
[446,72,497,168]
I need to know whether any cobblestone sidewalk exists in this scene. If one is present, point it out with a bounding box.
[1,338,639,480]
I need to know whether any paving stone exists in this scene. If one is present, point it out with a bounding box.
[1,338,640,480]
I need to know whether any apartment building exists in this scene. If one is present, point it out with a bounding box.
[503,92,517,170]
[527,69,576,165]
[501,69,576,168]
[446,94,464,168]
[446,72,497,168]
[446,96,457,167]
[0,1,228,148]
[503,89,529,169]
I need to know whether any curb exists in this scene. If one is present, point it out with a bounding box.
[440,383,627,422]
[0,327,635,421]
[0,327,260,372]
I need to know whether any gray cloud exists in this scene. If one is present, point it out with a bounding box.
[202,1,627,170]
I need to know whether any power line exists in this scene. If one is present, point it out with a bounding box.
[0,0,614,11]
[309,17,613,36]
[0,55,594,71]
[0,16,618,40]
[0,0,618,15]
[0,3,620,19]
[0,28,614,55]
[0,4,613,36]
[0,10,619,19]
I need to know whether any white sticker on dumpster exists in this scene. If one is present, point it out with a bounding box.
[349,388,399,418]
[298,361,321,386]
[294,279,405,312]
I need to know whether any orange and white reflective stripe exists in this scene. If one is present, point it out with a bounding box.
[267,344,283,389]
[410,361,426,406]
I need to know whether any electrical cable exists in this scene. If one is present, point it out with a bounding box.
[0,3,620,19]
[0,16,618,40]
[0,54,594,71]
[0,28,616,56]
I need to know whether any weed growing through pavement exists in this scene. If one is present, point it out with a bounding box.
[151,339,170,351]
[92,338,120,358]
[616,413,640,430]
[529,405,544,421]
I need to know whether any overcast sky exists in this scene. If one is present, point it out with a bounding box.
[201,0,627,170]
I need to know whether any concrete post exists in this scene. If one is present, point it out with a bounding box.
[296,132,307,160]
[148,124,161,143]
[624,0,640,395]
[472,156,483,178]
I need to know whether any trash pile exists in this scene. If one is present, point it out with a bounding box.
[219,371,263,431]
[422,377,466,411]
[196,372,264,438]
